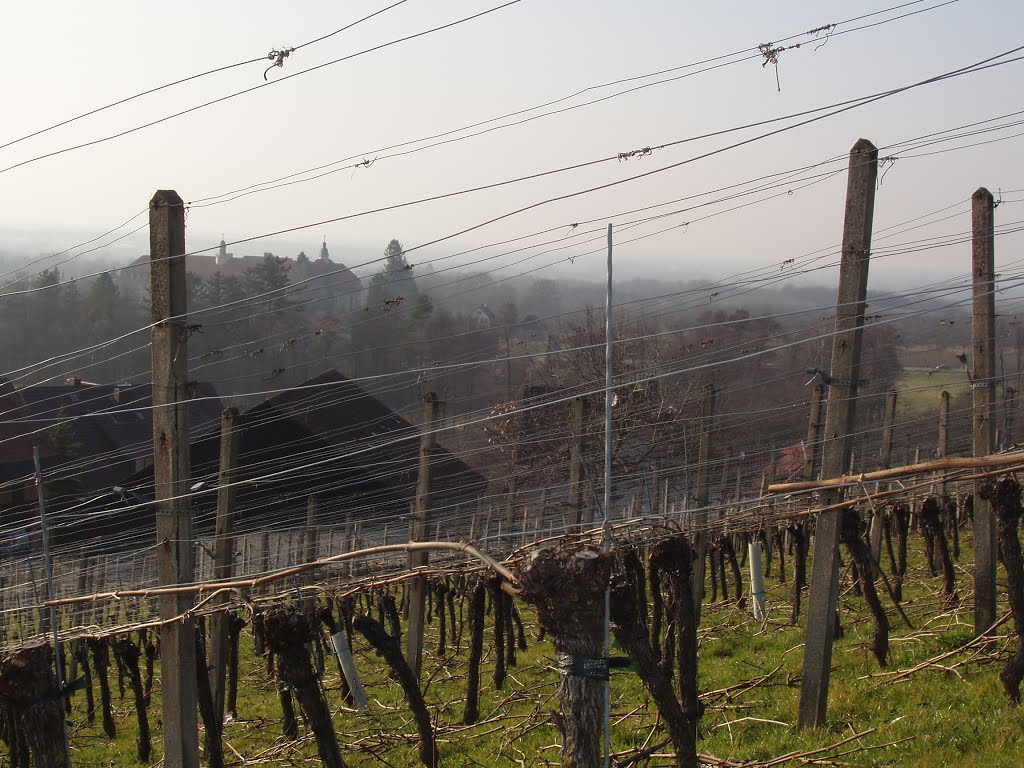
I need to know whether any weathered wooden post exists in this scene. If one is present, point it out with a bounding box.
[972,186,998,638]
[569,397,586,530]
[407,393,440,682]
[938,390,955,547]
[1004,386,1017,449]
[938,390,950,472]
[304,496,319,617]
[798,139,877,729]
[210,407,240,725]
[149,189,199,766]
[719,446,732,503]
[504,469,518,550]
[803,383,825,481]
[692,383,716,621]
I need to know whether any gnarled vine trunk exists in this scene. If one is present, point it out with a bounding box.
[518,546,610,768]
[257,608,346,768]
[610,546,695,767]
[840,510,889,667]
[0,642,71,768]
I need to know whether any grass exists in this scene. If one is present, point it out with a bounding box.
[60,528,1024,767]
[895,369,970,418]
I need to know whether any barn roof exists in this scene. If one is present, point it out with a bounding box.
[71,370,483,546]
[0,378,222,490]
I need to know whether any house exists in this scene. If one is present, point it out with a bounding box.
[118,239,257,300]
[0,377,222,517]
[117,238,363,313]
[65,369,485,548]
[470,304,496,330]
[290,239,364,314]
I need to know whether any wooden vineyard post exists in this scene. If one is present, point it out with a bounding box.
[798,139,877,729]
[938,390,950,475]
[569,397,586,530]
[210,407,240,725]
[870,390,897,578]
[972,187,998,638]
[692,383,716,622]
[504,465,518,549]
[304,496,319,617]
[938,390,953,533]
[149,189,200,766]
[803,383,825,481]
[649,461,660,516]
[1005,386,1017,450]
[407,392,440,682]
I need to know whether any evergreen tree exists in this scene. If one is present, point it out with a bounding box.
[383,239,409,276]
[87,272,118,336]
[367,239,417,307]
[204,271,246,306]
[34,267,61,293]
[244,253,291,309]
[44,408,82,503]
[411,292,434,324]
[48,409,82,461]
[32,268,61,321]
[185,271,205,308]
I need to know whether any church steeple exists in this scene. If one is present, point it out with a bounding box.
[216,235,231,266]
[319,237,330,261]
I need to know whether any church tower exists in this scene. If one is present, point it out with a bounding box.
[216,236,232,267]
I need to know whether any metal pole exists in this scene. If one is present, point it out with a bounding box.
[602,223,613,767]
[33,446,70,764]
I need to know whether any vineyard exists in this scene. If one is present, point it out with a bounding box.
[3,4,1024,767]
[4,454,1024,767]
[4,518,1019,768]
[2,149,1024,766]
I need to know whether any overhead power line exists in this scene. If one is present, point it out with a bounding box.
[0,0,523,176]
[0,0,412,154]
[2,0,963,288]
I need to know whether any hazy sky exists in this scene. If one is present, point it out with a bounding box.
[4,0,1024,287]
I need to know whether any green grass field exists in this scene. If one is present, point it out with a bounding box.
[895,369,970,418]
[62,530,1024,767]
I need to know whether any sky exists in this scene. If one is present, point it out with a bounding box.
[3,0,1024,289]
